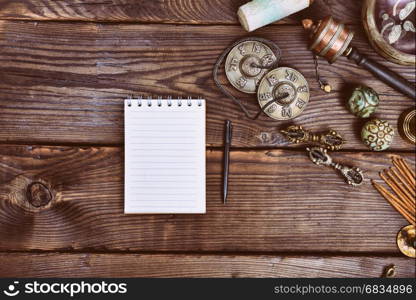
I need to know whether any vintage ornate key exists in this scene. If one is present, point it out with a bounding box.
[307,147,364,186]
[281,125,345,150]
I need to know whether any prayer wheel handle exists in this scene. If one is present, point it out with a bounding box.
[303,17,416,100]
[346,47,416,99]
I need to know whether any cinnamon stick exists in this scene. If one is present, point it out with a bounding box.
[392,157,415,187]
[386,170,413,205]
[389,167,416,200]
[399,157,416,179]
[372,180,415,225]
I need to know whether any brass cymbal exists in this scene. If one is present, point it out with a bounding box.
[225,40,278,94]
[397,224,415,258]
[257,67,310,121]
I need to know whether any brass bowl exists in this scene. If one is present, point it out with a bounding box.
[397,224,416,258]
[363,0,416,66]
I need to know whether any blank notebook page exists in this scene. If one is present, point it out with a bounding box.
[124,98,206,214]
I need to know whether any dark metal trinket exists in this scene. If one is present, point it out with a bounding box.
[281,125,345,150]
[381,265,396,278]
[307,147,364,186]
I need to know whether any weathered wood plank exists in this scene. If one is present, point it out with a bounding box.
[0,0,361,24]
[0,253,414,278]
[0,145,413,252]
[0,21,414,149]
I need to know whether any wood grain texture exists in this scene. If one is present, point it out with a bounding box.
[0,0,361,24]
[0,21,414,149]
[0,145,414,252]
[0,0,414,280]
[0,253,414,278]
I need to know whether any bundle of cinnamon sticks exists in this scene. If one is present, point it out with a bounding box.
[372,156,415,225]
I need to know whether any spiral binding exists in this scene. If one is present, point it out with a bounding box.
[126,96,203,107]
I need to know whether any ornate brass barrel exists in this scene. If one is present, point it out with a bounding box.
[303,16,355,64]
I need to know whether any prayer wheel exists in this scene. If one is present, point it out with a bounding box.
[303,16,416,99]
[303,16,354,64]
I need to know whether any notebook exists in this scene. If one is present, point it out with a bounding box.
[124,98,206,214]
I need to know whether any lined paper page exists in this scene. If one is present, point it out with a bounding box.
[124,98,206,214]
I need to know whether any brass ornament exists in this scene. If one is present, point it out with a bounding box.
[397,224,415,258]
[398,108,416,144]
[361,119,395,151]
[347,86,380,118]
[307,147,365,186]
[225,40,278,94]
[381,265,397,278]
[281,125,345,150]
[257,67,310,121]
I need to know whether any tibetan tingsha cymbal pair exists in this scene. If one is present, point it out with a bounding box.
[213,38,310,121]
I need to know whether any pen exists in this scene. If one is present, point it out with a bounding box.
[223,120,233,204]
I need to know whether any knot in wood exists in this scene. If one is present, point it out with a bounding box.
[26,182,52,207]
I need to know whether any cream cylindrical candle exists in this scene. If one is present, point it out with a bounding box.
[238,0,314,32]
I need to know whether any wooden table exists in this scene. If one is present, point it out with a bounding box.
[0,0,415,278]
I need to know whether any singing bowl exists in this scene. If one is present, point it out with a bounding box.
[363,0,416,66]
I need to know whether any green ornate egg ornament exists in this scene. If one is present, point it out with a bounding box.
[347,86,380,118]
[361,119,395,151]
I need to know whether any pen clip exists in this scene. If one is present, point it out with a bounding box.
[226,120,233,144]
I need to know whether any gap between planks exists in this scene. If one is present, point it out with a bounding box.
[0,249,410,257]
[0,142,414,155]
